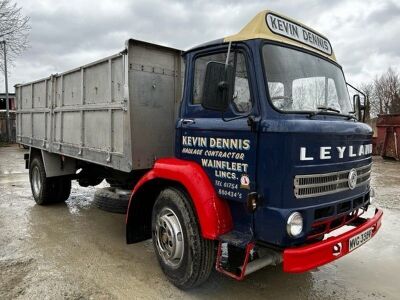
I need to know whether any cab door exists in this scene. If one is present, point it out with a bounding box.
[177,44,259,232]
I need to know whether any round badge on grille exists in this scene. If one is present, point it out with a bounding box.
[348,168,357,190]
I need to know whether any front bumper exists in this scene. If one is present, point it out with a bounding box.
[283,208,383,273]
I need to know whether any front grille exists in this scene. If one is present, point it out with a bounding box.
[308,207,366,240]
[294,163,371,199]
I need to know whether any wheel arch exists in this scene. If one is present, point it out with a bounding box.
[28,147,41,163]
[126,158,233,244]
[26,148,76,178]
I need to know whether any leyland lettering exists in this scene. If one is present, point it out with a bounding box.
[300,144,373,161]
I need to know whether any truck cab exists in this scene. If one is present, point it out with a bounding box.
[169,10,382,279]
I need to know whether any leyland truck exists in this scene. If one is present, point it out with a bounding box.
[15,10,382,289]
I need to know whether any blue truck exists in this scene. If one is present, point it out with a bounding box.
[16,10,382,289]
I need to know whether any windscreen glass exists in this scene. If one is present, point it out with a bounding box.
[262,44,352,115]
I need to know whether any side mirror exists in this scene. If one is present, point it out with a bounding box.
[353,94,365,122]
[201,62,234,111]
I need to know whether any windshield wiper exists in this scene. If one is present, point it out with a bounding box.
[308,106,340,118]
[316,106,340,113]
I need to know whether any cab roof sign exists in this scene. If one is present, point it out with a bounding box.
[265,13,332,55]
[224,10,336,61]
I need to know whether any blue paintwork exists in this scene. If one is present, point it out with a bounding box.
[176,39,373,247]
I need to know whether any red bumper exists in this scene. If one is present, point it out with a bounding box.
[283,208,383,273]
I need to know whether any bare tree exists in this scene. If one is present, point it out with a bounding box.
[0,0,30,71]
[360,82,374,122]
[373,68,400,115]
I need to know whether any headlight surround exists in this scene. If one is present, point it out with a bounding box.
[287,212,303,237]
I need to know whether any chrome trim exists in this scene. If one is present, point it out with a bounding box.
[294,163,371,199]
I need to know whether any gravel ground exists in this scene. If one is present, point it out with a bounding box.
[0,144,399,299]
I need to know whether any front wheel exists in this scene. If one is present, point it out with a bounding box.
[152,188,215,289]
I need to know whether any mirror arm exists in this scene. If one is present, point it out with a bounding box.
[346,82,366,99]
[224,41,232,71]
[347,82,366,109]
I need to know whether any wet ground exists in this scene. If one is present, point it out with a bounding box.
[0,144,399,299]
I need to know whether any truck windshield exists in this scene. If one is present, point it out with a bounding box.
[262,44,352,115]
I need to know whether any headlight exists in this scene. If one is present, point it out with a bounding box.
[369,187,376,205]
[287,212,303,237]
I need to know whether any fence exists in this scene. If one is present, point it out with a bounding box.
[0,111,16,143]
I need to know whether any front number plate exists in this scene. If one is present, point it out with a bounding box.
[349,228,373,252]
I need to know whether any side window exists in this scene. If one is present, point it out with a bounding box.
[232,54,251,113]
[192,51,252,113]
[193,53,226,104]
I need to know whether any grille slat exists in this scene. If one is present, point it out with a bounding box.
[298,178,348,189]
[294,163,371,199]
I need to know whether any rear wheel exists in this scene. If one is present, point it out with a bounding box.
[29,155,71,205]
[152,188,215,289]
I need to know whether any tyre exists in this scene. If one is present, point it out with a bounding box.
[93,187,131,214]
[152,188,215,289]
[56,177,72,202]
[29,156,71,205]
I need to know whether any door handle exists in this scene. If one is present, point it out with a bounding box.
[247,115,259,132]
[181,119,195,125]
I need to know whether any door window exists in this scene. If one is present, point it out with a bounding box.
[192,51,252,113]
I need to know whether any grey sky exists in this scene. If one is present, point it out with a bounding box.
[1,0,400,92]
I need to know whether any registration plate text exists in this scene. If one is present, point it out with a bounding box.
[349,228,373,252]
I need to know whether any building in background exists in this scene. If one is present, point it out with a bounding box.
[0,93,16,142]
[0,93,16,110]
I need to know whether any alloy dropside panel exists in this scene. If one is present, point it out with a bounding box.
[15,39,183,173]
[16,77,52,152]
[16,51,132,172]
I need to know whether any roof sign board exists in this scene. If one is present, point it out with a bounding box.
[266,13,332,55]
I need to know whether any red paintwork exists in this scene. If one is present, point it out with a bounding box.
[126,158,233,240]
[215,241,255,280]
[307,208,364,240]
[283,208,383,273]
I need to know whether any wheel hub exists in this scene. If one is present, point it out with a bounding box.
[154,208,184,268]
[31,166,41,196]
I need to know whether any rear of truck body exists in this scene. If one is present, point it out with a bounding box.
[16,10,382,289]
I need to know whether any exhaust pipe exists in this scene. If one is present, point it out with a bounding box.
[240,249,282,276]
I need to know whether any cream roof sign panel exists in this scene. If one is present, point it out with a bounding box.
[266,13,332,55]
[224,10,336,61]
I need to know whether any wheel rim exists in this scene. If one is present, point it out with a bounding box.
[31,166,42,196]
[154,208,184,268]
